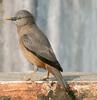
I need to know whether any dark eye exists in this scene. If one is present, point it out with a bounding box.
[11,17,17,21]
[12,17,22,21]
[17,17,22,20]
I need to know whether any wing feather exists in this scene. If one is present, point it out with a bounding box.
[21,33,63,72]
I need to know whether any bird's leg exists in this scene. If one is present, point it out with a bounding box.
[45,70,50,79]
[46,65,49,79]
[23,64,38,81]
[40,70,49,81]
[33,64,38,73]
[47,70,49,79]
[40,65,50,81]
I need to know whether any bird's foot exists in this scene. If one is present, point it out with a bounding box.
[25,77,32,81]
[39,76,49,81]
[23,71,36,81]
[23,75,32,81]
[39,71,50,81]
[33,64,38,73]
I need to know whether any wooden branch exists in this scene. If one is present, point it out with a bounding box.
[0,72,97,100]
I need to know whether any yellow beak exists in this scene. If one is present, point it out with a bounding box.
[4,17,17,21]
[4,17,13,20]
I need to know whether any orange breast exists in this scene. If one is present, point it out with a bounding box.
[19,42,46,69]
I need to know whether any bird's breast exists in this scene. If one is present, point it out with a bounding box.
[19,41,46,69]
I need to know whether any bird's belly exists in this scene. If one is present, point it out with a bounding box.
[19,43,46,69]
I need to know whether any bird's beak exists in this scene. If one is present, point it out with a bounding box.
[4,17,17,21]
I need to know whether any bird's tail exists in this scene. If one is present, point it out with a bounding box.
[48,66,76,100]
[48,66,67,89]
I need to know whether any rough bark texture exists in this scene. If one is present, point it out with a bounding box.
[0,72,96,100]
[0,81,72,100]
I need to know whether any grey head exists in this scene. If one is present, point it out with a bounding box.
[6,10,35,26]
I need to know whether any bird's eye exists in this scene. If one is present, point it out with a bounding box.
[9,17,17,21]
[17,17,22,20]
[11,17,22,21]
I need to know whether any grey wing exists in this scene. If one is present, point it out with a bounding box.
[21,33,63,72]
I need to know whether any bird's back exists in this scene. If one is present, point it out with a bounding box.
[18,24,63,72]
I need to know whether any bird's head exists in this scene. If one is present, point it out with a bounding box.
[5,10,35,26]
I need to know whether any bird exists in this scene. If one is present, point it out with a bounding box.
[5,10,76,99]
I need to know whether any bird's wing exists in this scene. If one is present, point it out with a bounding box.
[21,33,63,72]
